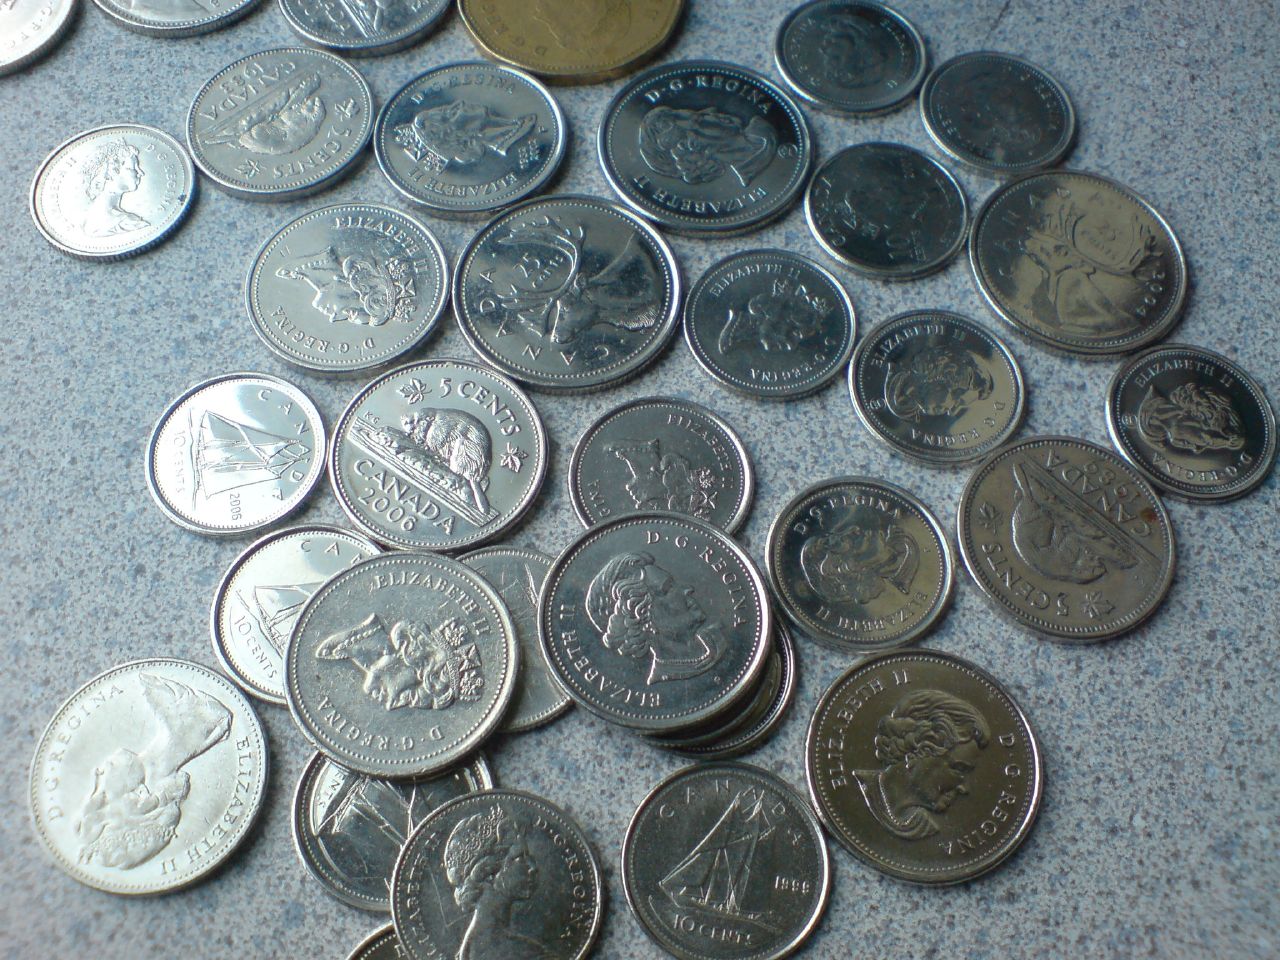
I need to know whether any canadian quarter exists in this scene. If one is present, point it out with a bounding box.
[279,0,449,55]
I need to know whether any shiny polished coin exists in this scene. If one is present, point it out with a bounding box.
[211,525,379,704]
[279,0,449,55]
[346,925,404,960]
[293,750,492,911]
[919,51,1075,177]
[329,359,546,551]
[30,123,195,260]
[187,48,373,201]
[391,789,603,960]
[540,512,772,734]
[1106,344,1277,502]
[774,0,926,116]
[29,658,269,895]
[286,552,518,778]
[599,60,813,235]
[374,62,566,217]
[91,0,258,36]
[246,203,449,374]
[683,249,857,399]
[568,397,754,533]
[146,372,326,537]
[1,0,77,76]
[805,141,967,280]
[805,649,1042,884]
[849,310,1026,465]
[970,170,1187,356]
[454,195,681,392]
[767,477,953,652]
[621,762,830,960]
[956,435,1176,641]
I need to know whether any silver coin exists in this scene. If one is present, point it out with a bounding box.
[774,0,927,116]
[186,47,373,201]
[453,194,682,392]
[245,203,449,374]
[211,524,380,704]
[30,123,195,260]
[956,435,1176,641]
[90,0,258,36]
[29,658,269,895]
[621,761,830,960]
[285,552,518,778]
[329,358,548,551]
[146,372,326,537]
[919,51,1076,177]
[293,750,492,911]
[970,169,1188,356]
[848,310,1026,465]
[1,0,77,76]
[345,925,404,960]
[766,477,954,652]
[1106,344,1277,502]
[805,141,968,280]
[374,61,567,217]
[683,249,857,400]
[279,0,449,55]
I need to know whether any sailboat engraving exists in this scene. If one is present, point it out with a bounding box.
[238,581,325,655]
[189,408,311,505]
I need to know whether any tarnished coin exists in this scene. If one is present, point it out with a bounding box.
[211,525,380,704]
[568,397,754,533]
[29,658,269,895]
[956,436,1176,641]
[454,195,681,392]
[599,60,813,235]
[805,141,967,280]
[391,789,603,960]
[293,750,492,911]
[285,552,518,778]
[849,310,1026,465]
[774,0,927,116]
[246,203,449,374]
[919,52,1075,177]
[279,0,449,55]
[346,925,404,960]
[374,62,567,217]
[767,477,953,652]
[806,649,1042,884]
[683,249,857,399]
[621,762,830,960]
[540,512,772,734]
[1106,344,1277,502]
[1,0,76,76]
[90,0,258,36]
[187,48,373,201]
[970,170,1187,356]
[146,372,326,537]
[30,123,195,260]
[329,358,547,551]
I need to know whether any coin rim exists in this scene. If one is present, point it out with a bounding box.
[344,924,399,960]
[0,0,79,76]
[89,0,260,37]
[277,0,450,55]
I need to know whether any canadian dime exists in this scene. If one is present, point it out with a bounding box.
[279,0,449,55]
[1,0,77,76]
[91,0,258,36]
[345,925,405,960]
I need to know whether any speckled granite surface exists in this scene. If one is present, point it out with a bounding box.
[1,1,1277,957]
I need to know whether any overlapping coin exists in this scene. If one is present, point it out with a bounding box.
[279,0,450,55]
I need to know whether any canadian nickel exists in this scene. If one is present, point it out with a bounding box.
[90,0,258,36]
[346,925,405,960]
[621,762,830,960]
[568,397,754,533]
[279,0,449,55]
[453,194,681,392]
[970,170,1188,356]
[330,358,547,551]
[599,60,813,236]
[29,657,269,895]
[186,47,374,201]
[1,0,77,76]
[285,552,518,778]
[774,0,927,116]
[1105,344,1277,502]
[30,123,196,260]
[540,512,773,734]
[849,310,1026,465]
[293,750,493,911]
[956,435,1176,641]
[767,477,954,652]
[805,649,1042,884]
[391,789,603,960]
[683,249,857,400]
[805,141,967,280]
[246,203,449,374]
[211,524,380,704]
[374,62,567,217]
[459,546,571,732]
[145,372,326,537]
